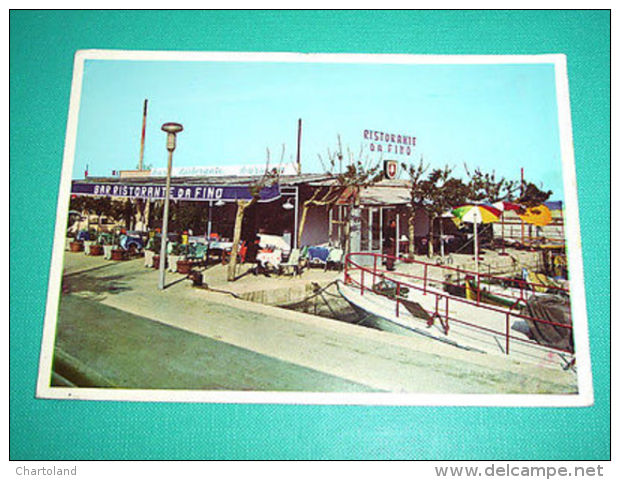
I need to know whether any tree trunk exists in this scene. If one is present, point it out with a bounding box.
[439,218,445,258]
[227,199,252,281]
[428,216,435,257]
[343,207,351,259]
[327,206,333,243]
[144,199,151,231]
[407,210,415,260]
[297,203,311,247]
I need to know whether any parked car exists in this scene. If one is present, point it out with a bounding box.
[119,232,145,254]
[66,210,83,237]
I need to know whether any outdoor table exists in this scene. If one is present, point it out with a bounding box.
[258,233,291,257]
[208,240,233,263]
[256,249,282,270]
[209,241,233,251]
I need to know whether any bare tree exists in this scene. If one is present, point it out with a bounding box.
[227,151,279,282]
[310,136,382,256]
[297,186,341,247]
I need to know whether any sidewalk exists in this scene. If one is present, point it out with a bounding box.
[55,251,577,394]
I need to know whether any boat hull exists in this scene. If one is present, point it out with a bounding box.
[336,279,572,369]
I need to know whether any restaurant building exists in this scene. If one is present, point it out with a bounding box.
[69,166,432,257]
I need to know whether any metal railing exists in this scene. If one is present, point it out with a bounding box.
[343,252,573,356]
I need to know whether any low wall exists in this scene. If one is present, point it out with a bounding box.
[238,281,326,306]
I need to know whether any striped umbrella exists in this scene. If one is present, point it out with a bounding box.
[452,204,502,273]
[493,200,522,213]
[452,204,501,224]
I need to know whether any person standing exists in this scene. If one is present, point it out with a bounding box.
[384,219,397,271]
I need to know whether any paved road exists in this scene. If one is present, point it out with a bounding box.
[54,294,378,391]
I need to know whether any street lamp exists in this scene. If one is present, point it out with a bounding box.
[158,122,183,290]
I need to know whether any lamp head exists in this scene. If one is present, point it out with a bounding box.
[161,122,183,151]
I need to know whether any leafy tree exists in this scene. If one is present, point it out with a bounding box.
[517,181,552,208]
[108,199,135,230]
[91,197,112,232]
[402,157,428,259]
[422,166,469,257]
[465,165,519,203]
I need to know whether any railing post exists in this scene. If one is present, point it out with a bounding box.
[423,264,428,294]
[505,312,510,355]
[360,268,364,296]
[396,282,400,317]
[445,296,450,334]
[373,254,377,287]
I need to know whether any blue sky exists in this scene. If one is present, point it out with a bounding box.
[74,58,565,199]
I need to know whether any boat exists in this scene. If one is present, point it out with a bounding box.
[337,252,574,370]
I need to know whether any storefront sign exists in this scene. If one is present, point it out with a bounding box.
[149,163,299,178]
[363,129,416,156]
[71,181,281,203]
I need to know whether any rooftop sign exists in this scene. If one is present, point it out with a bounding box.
[149,163,299,178]
[363,129,416,156]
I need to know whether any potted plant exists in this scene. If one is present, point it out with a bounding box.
[144,233,160,268]
[108,229,125,261]
[176,244,193,274]
[153,252,167,270]
[69,239,84,252]
[83,229,97,255]
[89,235,104,256]
[100,233,115,260]
[168,242,185,273]
[70,230,90,252]
[111,247,125,261]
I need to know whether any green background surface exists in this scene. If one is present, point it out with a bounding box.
[9,10,610,460]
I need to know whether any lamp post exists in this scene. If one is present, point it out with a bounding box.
[158,122,183,290]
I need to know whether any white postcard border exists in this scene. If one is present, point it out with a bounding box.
[36,50,594,407]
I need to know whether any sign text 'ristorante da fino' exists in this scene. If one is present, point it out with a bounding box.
[71,181,281,203]
[363,129,416,156]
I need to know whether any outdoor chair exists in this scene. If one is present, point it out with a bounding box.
[307,246,330,268]
[299,246,310,268]
[325,248,344,271]
[189,243,209,264]
[279,248,302,277]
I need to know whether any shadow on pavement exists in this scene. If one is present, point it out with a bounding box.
[62,273,133,299]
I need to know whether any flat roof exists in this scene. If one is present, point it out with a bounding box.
[74,173,334,187]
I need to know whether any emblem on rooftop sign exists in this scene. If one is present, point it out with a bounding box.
[384,160,398,180]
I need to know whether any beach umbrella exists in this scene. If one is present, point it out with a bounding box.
[452,204,501,223]
[518,204,552,227]
[493,200,522,213]
[452,204,501,273]
[492,201,523,254]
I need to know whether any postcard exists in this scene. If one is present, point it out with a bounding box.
[36,50,592,406]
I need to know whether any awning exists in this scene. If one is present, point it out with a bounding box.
[71,181,281,203]
[358,185,411,206]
